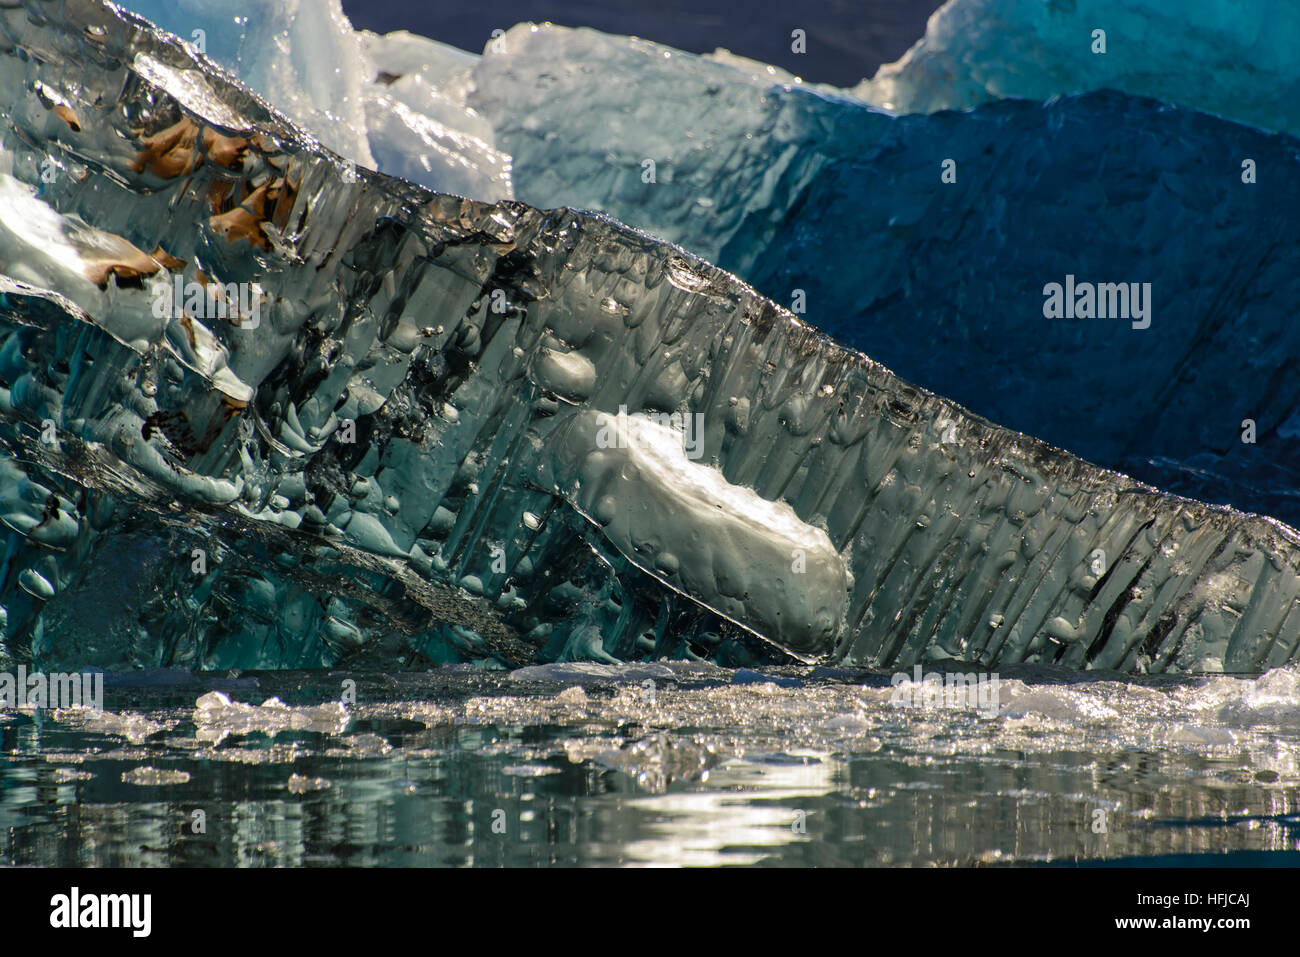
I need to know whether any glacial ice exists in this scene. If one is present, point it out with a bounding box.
[856,0,1300,138]
[121,0,376,167]
[453,23,1300,528]
[2,0,1300,678]
[115,0,513,202]
[105,7,1300,525]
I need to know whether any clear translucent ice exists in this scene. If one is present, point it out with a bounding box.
[123,0,376,167]
[109,8,1300,527]
[452,23,1300,527]
[1,0,1300,676]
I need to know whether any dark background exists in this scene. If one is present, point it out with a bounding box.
[339,0,946,87]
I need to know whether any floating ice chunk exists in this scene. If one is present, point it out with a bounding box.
[1196,667,1300,728]
[193,691,348,742]
[54,709,170,745]
[287,773,331,793]
[51,767,95,783]
[999,683,1119,723]
[122,766,190,786]
[510,662,676,685]
[501,763,561,777]
[594,732,723,792]
[342,732,392,755]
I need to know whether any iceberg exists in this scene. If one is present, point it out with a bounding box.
[1,0,1300,679]
[856,0,1300,138]
[105,7,1300,526]
[451,23,1300,527]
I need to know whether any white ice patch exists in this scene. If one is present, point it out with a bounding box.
[358,29,480,84]
[0,174,254,403]
[0,174,96,296]
[362,88,513,200]
[541,410,848,658]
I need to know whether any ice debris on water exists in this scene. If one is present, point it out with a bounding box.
[193,691,349,742]
[53,709,172,745]
[51,767,95,783]
[122,766,191,786]
[287,773,331,793]
[501,763,561,777]
[509,662,677,685]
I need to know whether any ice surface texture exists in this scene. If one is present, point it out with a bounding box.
[2,0,1300,675]
[456,24,1300,528]
[856,0,1300,138]
[123,0,377,167]
[116,0,512,202]
[108,8,1300,525]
